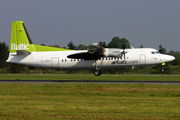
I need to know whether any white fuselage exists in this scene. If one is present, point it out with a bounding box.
[6,48,175,69]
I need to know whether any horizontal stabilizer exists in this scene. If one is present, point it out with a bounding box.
[16,50,31,55]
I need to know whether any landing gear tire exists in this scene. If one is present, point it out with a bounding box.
[161,67,165,73]
[94,70,101,76]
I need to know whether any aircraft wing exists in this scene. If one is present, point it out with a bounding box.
[67,43,105,60]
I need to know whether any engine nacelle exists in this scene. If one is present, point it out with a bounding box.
[103,48,122,58]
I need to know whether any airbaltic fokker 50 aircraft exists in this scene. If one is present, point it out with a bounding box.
[6,21,175,76]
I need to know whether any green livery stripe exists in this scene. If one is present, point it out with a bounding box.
[33,44,73,52]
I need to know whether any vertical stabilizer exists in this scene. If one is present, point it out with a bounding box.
[10,21,35,53]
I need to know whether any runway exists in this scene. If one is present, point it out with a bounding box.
[0,80,180,85]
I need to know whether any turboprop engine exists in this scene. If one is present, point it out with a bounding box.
[103,48,126,59]
[88,43,127,59]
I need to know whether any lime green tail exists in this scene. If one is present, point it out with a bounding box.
[10,21,72,53]
[10,21,35,53]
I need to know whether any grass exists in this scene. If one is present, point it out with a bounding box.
[0,74,180,81]
[0,83,179,119]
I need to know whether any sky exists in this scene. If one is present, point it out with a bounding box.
[0,0,180,52]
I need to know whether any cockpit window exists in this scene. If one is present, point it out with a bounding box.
[151,52,155,54]
[151,51,160,54]
[155,51,160,54]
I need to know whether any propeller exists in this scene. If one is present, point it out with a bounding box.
[120,40,128,59]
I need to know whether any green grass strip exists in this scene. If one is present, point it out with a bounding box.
[0,74,180,81]
[0,83,179,119]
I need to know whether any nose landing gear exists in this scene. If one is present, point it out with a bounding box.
[160,62,166,73]
[160,66,165,73]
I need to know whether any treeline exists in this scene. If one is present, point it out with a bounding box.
[67,37,130,50]
[0,36,180,74]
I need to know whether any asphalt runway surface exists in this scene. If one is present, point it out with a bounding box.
[0,80,180,85]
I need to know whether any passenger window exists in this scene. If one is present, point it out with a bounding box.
[151,52,155,54]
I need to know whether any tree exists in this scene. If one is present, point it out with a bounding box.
[48,45,61,48]
[67,41,77,50]
[0,41,9,72]
[41,43,46,46]
[8,64,21,73]
[62,46,67,49]
[99,41,107,48]
[108,37,130,48]
[168,50,180,65]
[77,44,88,50]
[158,44,167,54]
[139,44,143,48]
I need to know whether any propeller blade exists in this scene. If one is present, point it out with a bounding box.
[119,40,128,59]
[122,40,126,50]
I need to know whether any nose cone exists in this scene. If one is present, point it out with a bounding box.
[161,55,175,62]
[170,56,175,61]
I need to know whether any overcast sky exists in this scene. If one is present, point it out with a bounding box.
[0,0,180,52]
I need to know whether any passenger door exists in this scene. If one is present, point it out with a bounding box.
[51,57,59,67]
[140,54,146,64]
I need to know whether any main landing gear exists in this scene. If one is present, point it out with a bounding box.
[94,70,101,76]
[94,59,103,76]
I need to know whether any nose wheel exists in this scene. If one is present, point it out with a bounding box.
[94,70,101,76]
[160,66,165,73]
[160,63,166,73]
